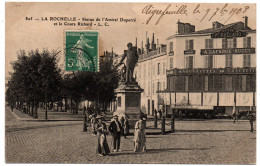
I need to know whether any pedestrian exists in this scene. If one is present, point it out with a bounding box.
[179,111,183,120]
[233,112,237,123]
[120,116,125,138]
[124,116,130,138]
[90,115,97,136]
[96,115,110,156]
[248,111,255,132]
[108,115,123,152]
[236,111,239,122]
[154,109,157,117]
[134,115,146,152]
[158,109,162,118]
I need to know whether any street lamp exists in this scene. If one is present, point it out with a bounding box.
[45,88,48,120]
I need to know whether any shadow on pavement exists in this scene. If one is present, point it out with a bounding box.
[108,147,210,156]
[176,129,250,132]
[147,147,210,153]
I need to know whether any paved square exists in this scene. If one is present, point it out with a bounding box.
[5,108,256,164]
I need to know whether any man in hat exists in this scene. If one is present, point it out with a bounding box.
[108,115,123,152]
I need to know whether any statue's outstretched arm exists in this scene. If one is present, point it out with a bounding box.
[116,53,126,68]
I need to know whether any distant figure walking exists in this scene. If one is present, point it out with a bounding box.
[120,116,125,138]
[158,109,162,118]
[248,111,255,132]
[124,116,130,138]
[109,115,123,152]
[134,116,146,152]
[96,115,110,156]
[233,112,237,123]
[90,115,97,136]
[179,111,183,120]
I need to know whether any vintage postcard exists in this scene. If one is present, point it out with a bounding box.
[5,2,256,164]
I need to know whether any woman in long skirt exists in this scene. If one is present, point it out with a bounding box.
[96,115,110,156]
[134,116,146,152]
[90,115,97,136]
[124,116,130,138]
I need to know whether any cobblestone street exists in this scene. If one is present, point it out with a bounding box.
[5,108,256,164]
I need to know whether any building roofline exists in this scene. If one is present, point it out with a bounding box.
[167,29,256,40]
[138,52,167,63]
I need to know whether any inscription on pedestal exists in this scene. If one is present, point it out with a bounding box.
[125,93,140,107]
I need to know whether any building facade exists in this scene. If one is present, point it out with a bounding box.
[135,34,167,116]
[158,17,256,117]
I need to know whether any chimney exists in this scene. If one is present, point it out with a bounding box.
[177,20,185,34]
[212,21,224,29]
[146,37,150,53]
[151,33,156,51]
[244,16,248,29]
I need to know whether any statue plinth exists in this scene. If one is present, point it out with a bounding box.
[114,81,143,128]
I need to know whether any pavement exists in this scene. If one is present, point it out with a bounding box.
[5,106,256,164]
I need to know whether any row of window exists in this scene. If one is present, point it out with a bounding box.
[184,54,251,69]
[167,74,256,92]
[138,62,166,79]
[168,37,252,52]
[139,54,251,79]
[169,54,251,69]
[141,81,166,96]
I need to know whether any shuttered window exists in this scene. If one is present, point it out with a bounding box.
[243,37,251,48]
[204,75,208,91]
[185,40,194,50]
[225,55,232,68]
[185,56,193,68]
[243,55,251,67]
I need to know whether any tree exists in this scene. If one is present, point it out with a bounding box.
[61,54,119,113]
[6,49,62,118]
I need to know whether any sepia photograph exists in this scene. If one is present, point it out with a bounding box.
[4,2,256,164]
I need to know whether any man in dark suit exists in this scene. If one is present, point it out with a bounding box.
[109,115,123,152]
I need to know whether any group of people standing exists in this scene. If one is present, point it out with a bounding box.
[90,114,146,156]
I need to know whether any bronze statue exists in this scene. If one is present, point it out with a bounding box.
[119,63,126,82]
[116,43,139,82]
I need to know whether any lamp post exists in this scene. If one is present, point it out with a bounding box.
[45,89,48,120]
[83,93,88,132]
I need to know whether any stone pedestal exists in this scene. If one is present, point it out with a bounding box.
[114,81,143,128]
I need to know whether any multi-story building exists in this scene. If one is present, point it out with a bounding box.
[158,16,256,117]
[135,34,167,116]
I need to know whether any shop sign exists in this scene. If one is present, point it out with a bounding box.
[168,68,256,75]
[184,50,195,54]
[200,48,255,55]
[211,26,247,38]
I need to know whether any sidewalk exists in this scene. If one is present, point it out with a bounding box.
[8,106,83,121]
[7,107,171,135]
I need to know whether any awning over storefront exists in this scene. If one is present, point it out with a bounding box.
[219,93,234,106]
[236,92,253,106]
[176,93,188,105]
[189,92,201,106]
[203,92,217,106]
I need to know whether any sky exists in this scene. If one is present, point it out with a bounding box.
[5,3,256,78]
